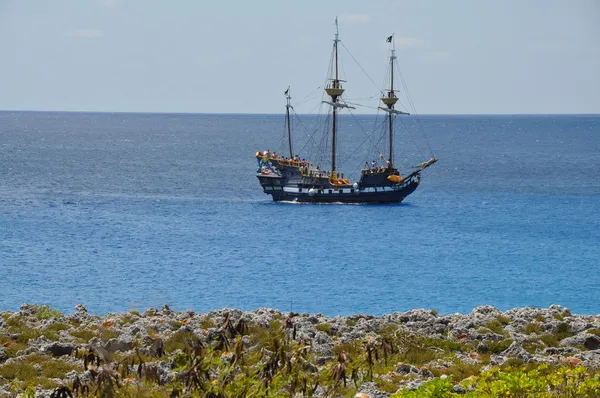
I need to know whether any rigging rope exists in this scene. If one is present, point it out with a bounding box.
[340,42,383,96]
[395,58,435,158]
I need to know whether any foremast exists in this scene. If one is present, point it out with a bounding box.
[324,17,345,177]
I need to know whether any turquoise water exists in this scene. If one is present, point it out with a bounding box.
[1,112,598,315]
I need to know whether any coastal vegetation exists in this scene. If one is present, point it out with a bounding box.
[0,304,599,397]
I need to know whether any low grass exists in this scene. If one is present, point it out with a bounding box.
[70,329,96,342]
[522,340,544,354]
[524,322,542,335]
[486,339,513,354]
[32,305,62,321]
[538,323,574,347]
[164,329,201,353]
[374,376,402,393]
[315,323,333,335]
[535,314,545,322]
[483,320,506,335]
[0,353,79,390]
[248,320,286,351]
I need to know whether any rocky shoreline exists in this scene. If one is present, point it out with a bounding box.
[1,304,600,397]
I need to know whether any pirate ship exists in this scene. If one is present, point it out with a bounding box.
[256,20,437,203]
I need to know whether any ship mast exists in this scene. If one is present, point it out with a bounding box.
[285,87,293,158]
[325,17,345,175]
[380,35,409,168]
[382,36,398,166]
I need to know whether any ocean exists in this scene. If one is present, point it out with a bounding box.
[1,111,598,316]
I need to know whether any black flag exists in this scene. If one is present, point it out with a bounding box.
[386,35,393,43]
[284,88,289,95]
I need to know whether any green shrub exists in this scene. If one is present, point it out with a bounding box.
[483,320,505,335]
[70,329,96,342]
[524,322,542,335]
[315,323,332,335]
[32,305,62,321]
[487,339,513,354]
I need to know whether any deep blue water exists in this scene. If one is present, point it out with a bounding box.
[1,111,599,316]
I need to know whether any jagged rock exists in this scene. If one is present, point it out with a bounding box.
[161,304,172,315]
[396,362,419,375]
[501,341,532,362]
[405,378,426,390]
[562,332,600,349]
[104,336,134,353]
[585,336,600,350]
[144,307,159,316]
[452,385,467,394]
[312,331,334,357]
[479,332,505,342]
[543,346,580,356]
[75,304,88,313]
[580,350,600,369]
[19,303,41,316]
[43,342,77,357]
[356,381,391,397]
[395,309,437,323]
[418,367,434,378]
[472,305,502,316]
[2,304,600,395]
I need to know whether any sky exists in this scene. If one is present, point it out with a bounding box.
[0,0,599,114]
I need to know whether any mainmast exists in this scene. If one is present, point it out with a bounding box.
[324,17,345,175]
[381,35,398,166]
[285,87,293,158]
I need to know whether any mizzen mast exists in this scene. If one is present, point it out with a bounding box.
[284,87,293,158]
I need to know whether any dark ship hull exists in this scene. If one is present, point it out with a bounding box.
[256,157,423,203]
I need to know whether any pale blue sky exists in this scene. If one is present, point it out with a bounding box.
[1,0,598,114]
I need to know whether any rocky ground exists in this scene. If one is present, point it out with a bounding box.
[1,304,600,397]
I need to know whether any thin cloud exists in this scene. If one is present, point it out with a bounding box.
[535,40,568,52]
[395,36,425,47]
[338,13,372,25]
[429,51,450,59]
[98,0,118,8]
[66,30,103,38]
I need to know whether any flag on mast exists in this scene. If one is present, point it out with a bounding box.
[386,35,393,43]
